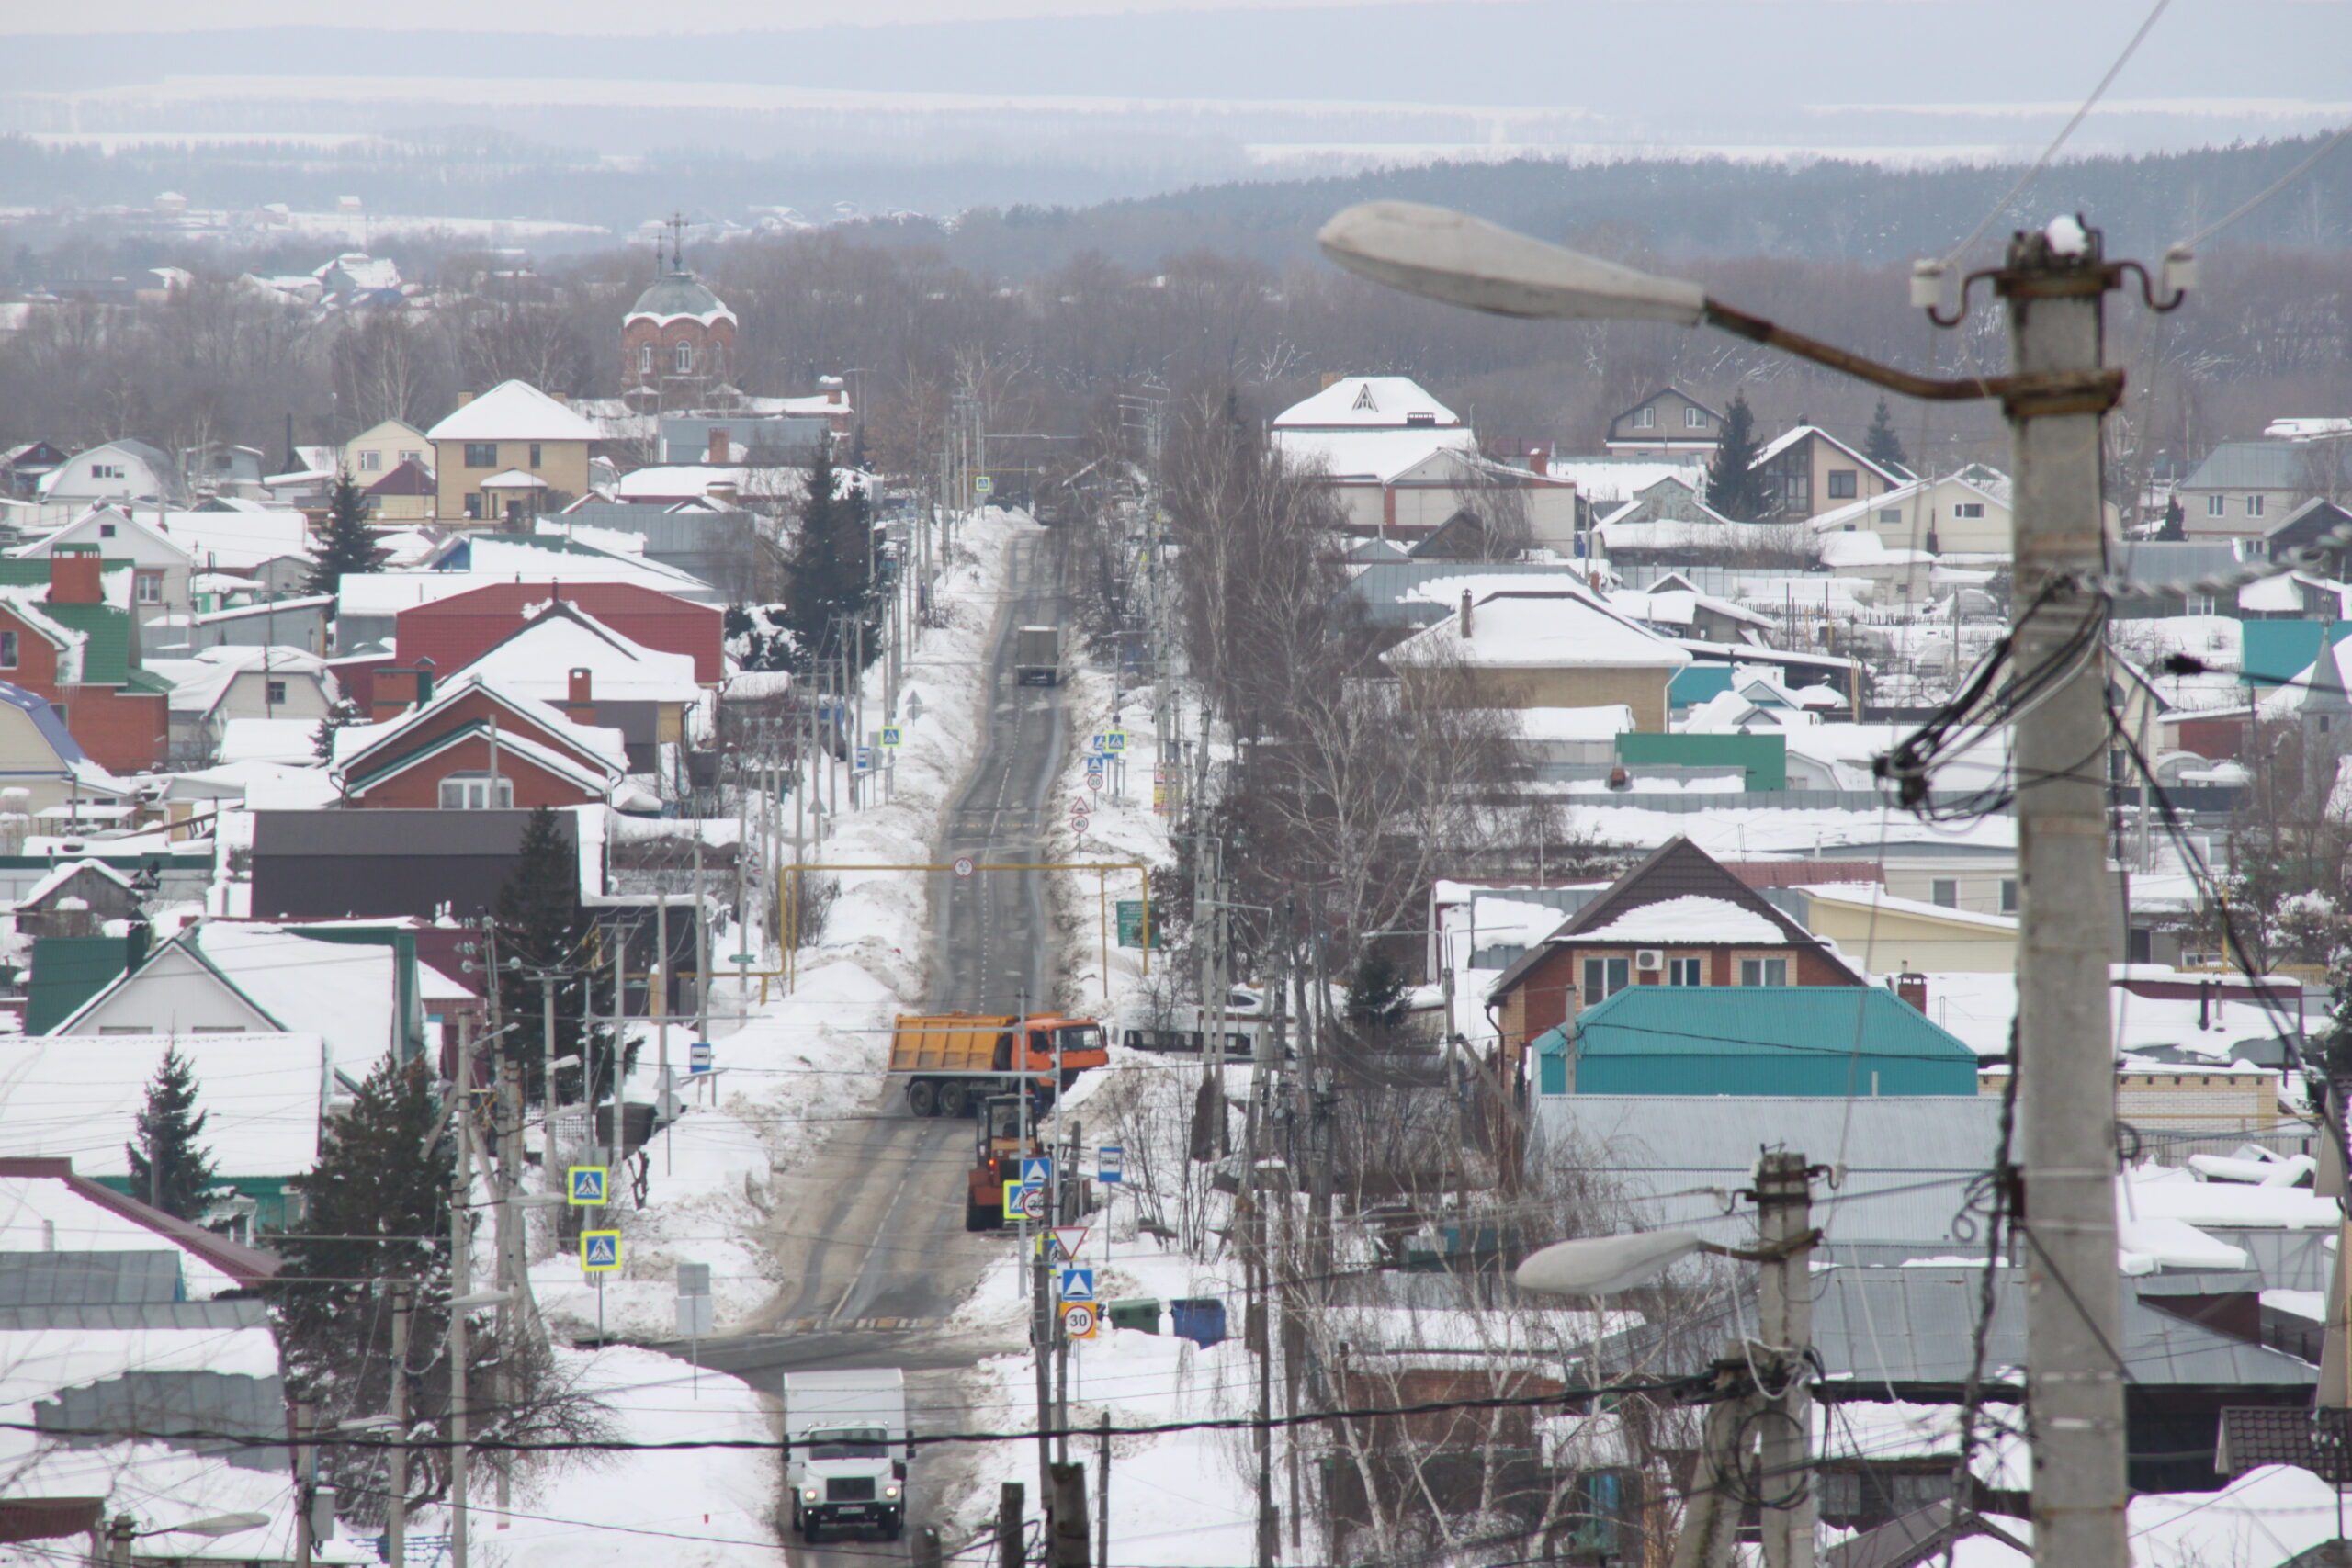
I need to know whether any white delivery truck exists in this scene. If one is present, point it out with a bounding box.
[783,1367,910,1542]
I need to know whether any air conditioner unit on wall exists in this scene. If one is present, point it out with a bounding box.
[1634,949,1664,972]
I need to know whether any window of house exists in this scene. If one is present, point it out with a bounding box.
[438,773,514,810]
[1931,878,1959,908]
[528,443,542,468]
[638,344,653,375]
[1879,509,1901,525]
[2187,592,2217,615]
[51,704,64,728]
[2206,494,2227,517]
[359,450,381,472]
[465,493,483,521]
[134,571,161,604]
[1581,955,1631,1005]
[1685,406,1707,429]
[2247,494,2266,517]
[464,443,498,468]
[91,464,123,480]
[98,523,116,537]
[1667,956,1705,985]
[0,631,17,669]
[2000,879,2019,913]
[1953,502,1985,518]
[266,680,288,705]
[674,341,694,373]
[1632,407,1655,430]
[1739,956,1790,987]
[1826,469,1859,500]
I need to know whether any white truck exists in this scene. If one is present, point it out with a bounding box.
[782,1368,910,1542]
[1013,625,1061,686]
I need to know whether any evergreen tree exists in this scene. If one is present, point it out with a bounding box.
[126,1045,216,1221]
[1704,393,1768,520]
[306,470,379,598]
[1345,948,1410,1034]
[722,604,794,672]
[493,806,608,1107]
[1863,399,1908,472]
[775,439,878,671]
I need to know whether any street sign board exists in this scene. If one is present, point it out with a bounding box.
[1058,1268,1095,1303]
[1061,1302,1098,1339]
[1098,1145,1124,1184]
[582,1230,622,1272]
[1045,1225,1089,1262]
[1018,1186,1048,1220]
[953,856,975,879]
[567,1166,609,1206]
[677,1262,712,1296]
[881,725,903,749]
[1114,902,1160,950]
[1002,1180,1025,1219]
[973,475,994,495]
[1102,729,1128,753]
[729,953,757,964]
[689,1042,714,1074]
[1085,773,1102,792]
[677,1293,715,1337]
[1021,1157,1053,1186]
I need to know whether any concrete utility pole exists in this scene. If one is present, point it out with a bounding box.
[1754,1153,1817,1568]
[292,1399,316,1568]
[2005,222,2128,1568]
[449,1021,476,1568]
[386,1283,411,1568]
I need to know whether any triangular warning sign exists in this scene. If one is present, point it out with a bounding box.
[1046,1225,1089,1263]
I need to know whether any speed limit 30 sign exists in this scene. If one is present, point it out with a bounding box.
[1061,1302,1099,1339]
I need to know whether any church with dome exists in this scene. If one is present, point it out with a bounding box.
[621,267,738,412]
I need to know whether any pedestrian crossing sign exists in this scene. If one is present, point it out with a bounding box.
[1003,1180,1026,1219]
[1102,729,1127,754]
[881,726,903,749]
[568,1166,608,1205]
[1057,1268,1095,1303]
[582,1230,622,1272]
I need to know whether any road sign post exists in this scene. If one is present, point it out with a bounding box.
[567,1167,609,1206]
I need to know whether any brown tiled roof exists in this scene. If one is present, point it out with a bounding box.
[2217,1404,2352,1482]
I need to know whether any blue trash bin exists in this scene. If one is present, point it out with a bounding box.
[1170,1297,1227,1348]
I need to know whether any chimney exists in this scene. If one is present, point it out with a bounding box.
[49,549,103,605]
[1321,372,1344,390]
[566,667,594,723]
[706,480,739,505]
[1457,590,1474,638]
[827,387,842,406]
[457,391,477,407]
[707,427,730,465]
[372,667,415,717]
[414,658,435,705]
[1894,968,1928,1014]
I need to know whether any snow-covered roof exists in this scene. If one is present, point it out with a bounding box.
[51,921,406,1060]
[1387,589,1691,671]
[218,716,329,765]
[14,856,135,908]
[1483,704,1635,741]
[1575,894,1784,944]
[615,463,750,501]
[626,270,735,326]
[0,1163,280,1296]
[334,673,630,779]
[143,646,329,718]
[0,1032,331,1178]
[1807,472,2007,535]
[1272,376,1462,429]
[1800,882,2019,932]
[457,602,704,702]
[425,379,601,444]
[1611,584,1775,630]
[1271,425,1476,483]
[1752,423,1905,486]
[1544,456,1707,501]
[478,467,549,489]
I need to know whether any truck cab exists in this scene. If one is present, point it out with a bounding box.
[783,1369,910,1543]
[966,1093,1040,1232]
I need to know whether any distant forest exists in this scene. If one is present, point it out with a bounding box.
[1,135,2344,508]
[2,131,2346,273]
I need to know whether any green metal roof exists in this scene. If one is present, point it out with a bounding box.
[1551,986,1976,1061]
[44,602,136,686]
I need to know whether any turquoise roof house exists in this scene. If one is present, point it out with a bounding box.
[1532,987,1981,1098]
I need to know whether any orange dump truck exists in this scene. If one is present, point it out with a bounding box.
[888,1012,1108,1119]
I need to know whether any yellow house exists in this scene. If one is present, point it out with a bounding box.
[424,380,598,526]
[341,418,431,484]
[1796,883,2018,973]
[1385,587,1690,732]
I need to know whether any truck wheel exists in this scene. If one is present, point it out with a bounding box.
[907,1079,938,1117]
[882,1520,904,1542]
[939,1083,968,1119]
[966,1194,993,1231]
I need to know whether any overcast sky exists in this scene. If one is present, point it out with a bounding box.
[5,0,1408,32]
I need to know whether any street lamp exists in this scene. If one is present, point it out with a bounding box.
[1514,1228,1706,1296]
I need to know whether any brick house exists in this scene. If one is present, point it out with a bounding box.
[0,551,170,773]
[330,674,627,809]
[395,581,724,685]
[1487,836,1861,1064]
